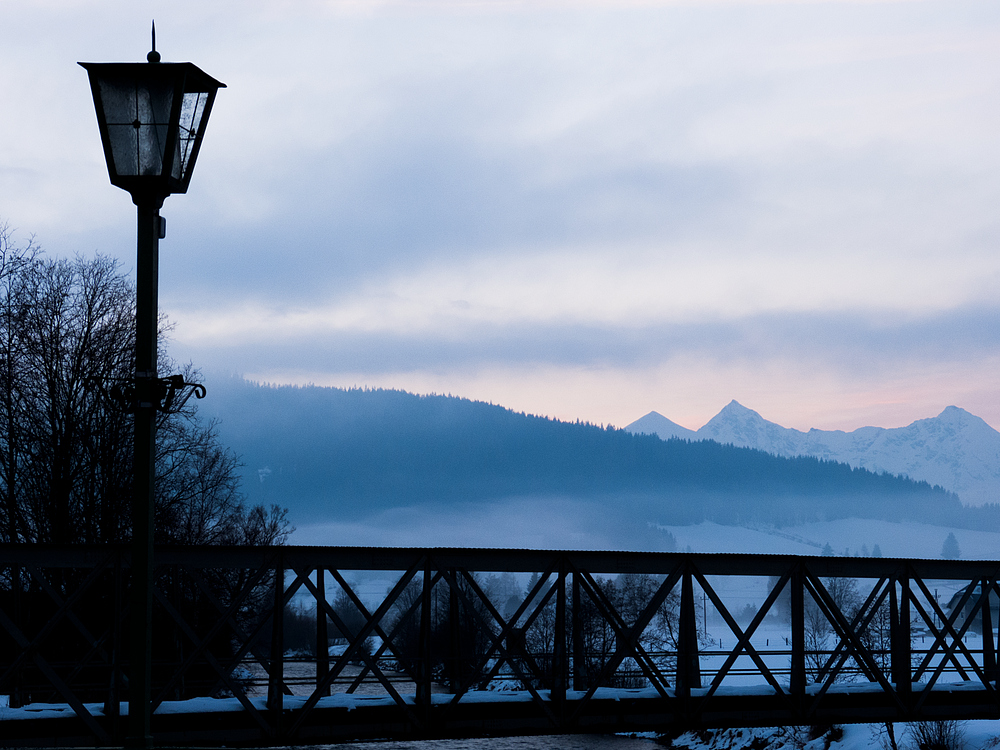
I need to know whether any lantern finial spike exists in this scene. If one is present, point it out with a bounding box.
[147,21,160,63]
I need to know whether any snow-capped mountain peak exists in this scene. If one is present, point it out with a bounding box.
[626,411,696,440]
[625,403,1000,505]
[698,400,805,456]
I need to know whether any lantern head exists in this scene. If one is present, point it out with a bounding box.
[79,52,225,204]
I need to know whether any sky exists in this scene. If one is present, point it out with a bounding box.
[3,0,1000,433]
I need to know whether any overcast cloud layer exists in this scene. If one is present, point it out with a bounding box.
[3,0,1000,432]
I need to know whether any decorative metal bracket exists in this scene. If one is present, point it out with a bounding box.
[92,374,206,414]
[156,374,206,413]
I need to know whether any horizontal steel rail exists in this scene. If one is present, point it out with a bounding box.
[0,545,999,746]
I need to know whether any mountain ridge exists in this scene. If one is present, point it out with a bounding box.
[626,402,1000,505]
[198,378,973,536]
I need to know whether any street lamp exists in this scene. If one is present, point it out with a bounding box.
[80,28,224,747]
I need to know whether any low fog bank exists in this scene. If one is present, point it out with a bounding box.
[289,495,998,560]
[290,496,678,551]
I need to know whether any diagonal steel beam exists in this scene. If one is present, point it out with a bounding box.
[287,557,427,735]
[568,564,683,722]
[695,569,791,705]
[435,566,558,727]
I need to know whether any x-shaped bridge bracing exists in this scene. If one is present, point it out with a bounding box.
[1,545,999,746]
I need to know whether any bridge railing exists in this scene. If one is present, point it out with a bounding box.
[1,545,999,745]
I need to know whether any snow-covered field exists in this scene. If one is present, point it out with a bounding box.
[665,722,1000,750]
[660,520,1000,561]
[293,504,1000,564]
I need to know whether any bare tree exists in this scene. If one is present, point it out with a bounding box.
[0,226,288,547]
[908,720,966,750]
[0,226,295,703]
[0,222,39,545]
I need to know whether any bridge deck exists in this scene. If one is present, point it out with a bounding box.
[3,682,999,747]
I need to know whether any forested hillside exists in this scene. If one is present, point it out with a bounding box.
[202,378,982,529]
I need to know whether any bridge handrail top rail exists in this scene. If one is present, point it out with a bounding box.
[0,543,998,577]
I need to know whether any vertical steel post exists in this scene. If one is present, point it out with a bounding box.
[170,571,184,700]
[316,568,329,696]
[891,574,911,704]
[982,579,997,687]
[448,577,461,693]
[9,563,22,709]
[268,555,285,727]
[677,566,701,698]
[572,572,586,691]
[127,198,161,748]
[553,561,567,709]
[106,551,123,738]
[900,573,910,696]
[790,565,805,702]
[417,559,432,712]
[890,578,900,684]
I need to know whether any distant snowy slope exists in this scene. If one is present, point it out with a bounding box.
[625,411,696,440]
[814,406,1000,506]
[627,402,1000,505]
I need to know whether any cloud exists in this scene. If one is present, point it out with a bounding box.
[5,0,1000,432]
[158,122,744,306]
[174,301,1000,382]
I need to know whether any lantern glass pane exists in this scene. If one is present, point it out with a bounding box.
[175,91,208,180]
[96,74,175,177]
[105,124,137,176]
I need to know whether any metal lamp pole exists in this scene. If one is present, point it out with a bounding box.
[80,30,224,747]
[129,194,162,744]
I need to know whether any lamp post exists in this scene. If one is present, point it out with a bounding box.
[80,29,224,747]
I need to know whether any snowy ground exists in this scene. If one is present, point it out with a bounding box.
[663,721,1000,750]
[293,507,1000,564]
[660,520,1000,561]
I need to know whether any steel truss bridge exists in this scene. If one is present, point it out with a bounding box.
[2,545,1000,747]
